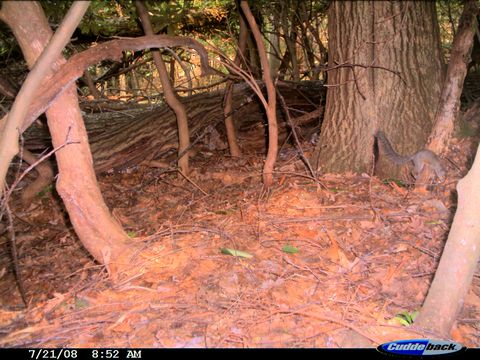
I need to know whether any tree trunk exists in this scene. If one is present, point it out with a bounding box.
[1,2,132,278]
[240,0,278,187]
[83,69,101,99]
[24,82,325,174]
[427,1,478,155]
[298,1,319,81]
[281,1,300,82]
[135,1,191,176]
[223,2,248,157]
[313,1,443,178]
[414,143,480,336]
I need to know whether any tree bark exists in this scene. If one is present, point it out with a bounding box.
[135,1,191,176]
[313,1,443,178]
[24,82,325,174]
[415,143,480,336]
[1,2,132,279]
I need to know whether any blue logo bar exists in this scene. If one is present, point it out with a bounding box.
[378,339,465,356]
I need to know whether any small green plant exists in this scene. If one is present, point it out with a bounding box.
[282,244,299,254]
[127,230,137,237]
[382,178,407,187]
[394,310,419,326]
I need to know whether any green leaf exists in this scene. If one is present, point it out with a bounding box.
[220,248,253,259]
[282,245,299,254]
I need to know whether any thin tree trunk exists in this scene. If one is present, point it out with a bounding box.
[415,143,480,336]
[135,1,191,176]
[414,1,480,336]
[280,2,299,82]
[240,0,278,187]
[426,1,478,155]
[298,1,319,80]
[84,69,101,99]
[223,2,247,157]
[118,73,127,99]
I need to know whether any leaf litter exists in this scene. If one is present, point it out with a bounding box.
[0,132,478,348]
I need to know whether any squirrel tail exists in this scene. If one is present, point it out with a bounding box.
[375,131,410,165]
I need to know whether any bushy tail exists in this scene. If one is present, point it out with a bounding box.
[375,131,410,165]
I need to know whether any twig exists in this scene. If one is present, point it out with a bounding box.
[276,88,316,178]
[319,62,406,85]
[177,169,209,196]
[4,202,27,307]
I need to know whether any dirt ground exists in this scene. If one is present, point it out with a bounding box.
[0,126,479,348]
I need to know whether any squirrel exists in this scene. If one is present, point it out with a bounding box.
[375,130,445,181]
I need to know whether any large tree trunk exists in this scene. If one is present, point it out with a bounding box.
[313,1,443,178]
[1,2,132,278]
[24,82,325,174]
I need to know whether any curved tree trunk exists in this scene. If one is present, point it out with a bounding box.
[135,1,191,176]
[240,0,278,187]
[1,2,132,278]
[314,1,443,178]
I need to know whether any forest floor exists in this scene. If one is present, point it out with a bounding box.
[0,121,479,348]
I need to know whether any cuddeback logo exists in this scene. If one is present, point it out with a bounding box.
[377,339,465,356]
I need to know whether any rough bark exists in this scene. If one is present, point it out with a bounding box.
[135,1,191,175]
[415,143,480,336]
[1,2,132,279]
[314,1,443,178]
[24,82,324,175]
